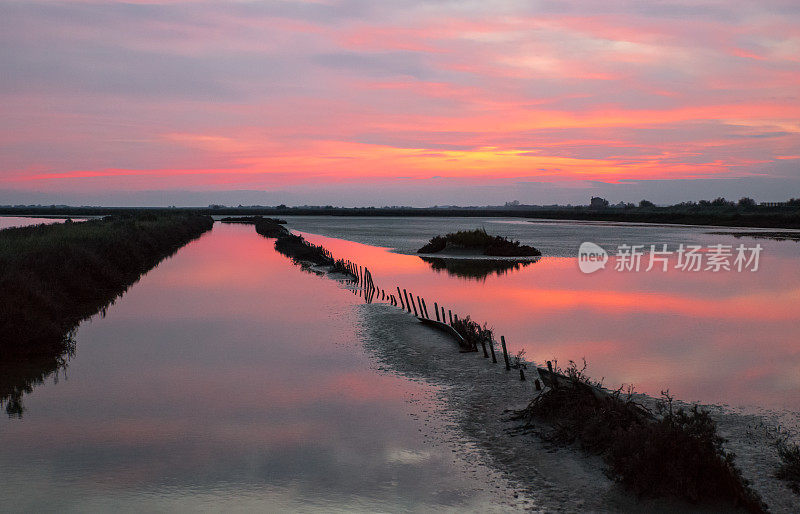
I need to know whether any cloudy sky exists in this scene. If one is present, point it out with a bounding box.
[1,0,798,206]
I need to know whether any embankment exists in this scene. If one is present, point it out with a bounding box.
[0,213,213,358]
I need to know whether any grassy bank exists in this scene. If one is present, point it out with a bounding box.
[0,213,213,359]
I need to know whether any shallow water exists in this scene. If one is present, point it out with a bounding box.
[0,223,523,512]
[0,216,73,230]
[281,216,800,414]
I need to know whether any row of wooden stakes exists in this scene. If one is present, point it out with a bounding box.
[343,261,540,388]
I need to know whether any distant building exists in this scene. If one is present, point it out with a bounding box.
[760,202,787,207]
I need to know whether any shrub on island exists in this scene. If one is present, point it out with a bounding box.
[417,228,541,257]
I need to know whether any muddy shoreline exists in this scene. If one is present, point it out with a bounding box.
[355,303,799,512]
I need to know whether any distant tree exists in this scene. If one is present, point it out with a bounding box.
[787,198,800,206]
[699,200,711,207]
[590,197,610,209]
[639,199,655,208]
[737,197,756,208]
[710,197,732,207]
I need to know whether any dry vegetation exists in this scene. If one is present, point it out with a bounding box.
[512,361,767,512]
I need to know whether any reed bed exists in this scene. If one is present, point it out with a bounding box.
[0,213,213,358]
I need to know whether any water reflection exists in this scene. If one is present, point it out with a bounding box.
[0,216,73,230]
[0,223,519,512]
[299,230,800,412]
[0,336,75,417]
[421,256,537,280]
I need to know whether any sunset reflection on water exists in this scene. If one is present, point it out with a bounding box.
[0,223,517,512]
[302,231,800,411]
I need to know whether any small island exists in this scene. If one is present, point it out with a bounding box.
[417,228,541,257]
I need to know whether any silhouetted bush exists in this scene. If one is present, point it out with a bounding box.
[330,259,358,280]
[417,228,540,257]
[450,314,493,352]
[512,365,766,512]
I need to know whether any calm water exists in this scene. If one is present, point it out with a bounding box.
[282,216,800,413]
[0,222,519,512]
[3,215,799,511]
[0,216,74,229]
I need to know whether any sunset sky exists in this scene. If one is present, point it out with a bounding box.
[1,0,799,206]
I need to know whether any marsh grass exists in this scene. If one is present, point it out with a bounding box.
[512,362,767,512]
[273,233,334,266]
[0,213,213,359]
[417,228,541,256]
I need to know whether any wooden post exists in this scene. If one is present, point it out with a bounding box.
[434,302,440,321]
[403,289,411,313]
[441,306,445,322]
[547,361,553,373]
[416,296,424,318]
[448,310,453,325]
[421,298,429,319]
[489,338,497,363]
[519,368,526,381]
[534,379,542,391]
[501,336,510,371]
[480,339,489,358]
[397,287,405,310]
